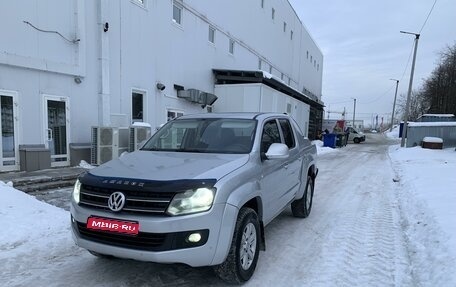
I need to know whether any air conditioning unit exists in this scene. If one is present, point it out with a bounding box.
[177,89,218,106]
[129,125,152,152]
[91,127,129,165]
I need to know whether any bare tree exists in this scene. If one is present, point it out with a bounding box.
[396,89,431,121]
[422,43,456,115]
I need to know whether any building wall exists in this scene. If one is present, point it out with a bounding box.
[0,0,323,171]
[214,83,310,136]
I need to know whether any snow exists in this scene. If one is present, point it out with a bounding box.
[422,137,443,143]
[131,122,152,127]
[312,140,339,155]
[260,70,273,79]
[1,133,455,286]
[408,121,456,127]
[78,160,95,169]
[421,114,455,117]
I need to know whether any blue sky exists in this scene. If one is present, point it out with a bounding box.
[289,0,456,125]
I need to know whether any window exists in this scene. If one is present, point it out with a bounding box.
[290,30,293,40]
[306,51,309,59]
[279,119,295,148]
[258,58,262,70]
[167,110,184,122]
[283,22,287,32]
[229,39,235,54]
[261,120,281,153]
[261,0,265,8]
[271,8,275,20]
[132,92,144,122]
[173,1,183,25]
[208,26,215,43]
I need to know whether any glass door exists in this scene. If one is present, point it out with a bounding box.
[44,96,70,167]
[0,93,19,171]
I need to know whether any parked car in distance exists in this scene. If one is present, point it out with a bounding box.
[70,112,318,284]
[346,127,366,143]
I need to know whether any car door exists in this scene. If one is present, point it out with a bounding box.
[258,118,289,224]
[278,118,302,204]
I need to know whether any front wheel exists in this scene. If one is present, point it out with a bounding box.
[291,175,314,218]
[213,207,260,284]
[354,137,360,144]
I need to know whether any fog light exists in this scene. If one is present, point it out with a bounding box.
[187,233,202,243]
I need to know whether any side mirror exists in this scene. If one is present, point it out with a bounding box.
[265,143,289,160]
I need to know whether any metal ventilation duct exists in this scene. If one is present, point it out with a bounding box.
[177,89,218,106]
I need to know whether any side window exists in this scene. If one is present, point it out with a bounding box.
[132,91,144,122]
[261,120,281,153]
[279,119,295,148]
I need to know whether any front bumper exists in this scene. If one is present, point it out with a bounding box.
[70,201,237,267]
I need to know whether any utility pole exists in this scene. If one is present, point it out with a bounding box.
[352,98,356,129]
[400,31,420,147]
[389,79,399,132]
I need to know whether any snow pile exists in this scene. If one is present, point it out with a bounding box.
[0,180,80,286]
[312,140,339,155]
[385,125,400,139]
[79,160,95,169]
[389,145,456,285]
[0,181,69,249]
[422,136,443,143]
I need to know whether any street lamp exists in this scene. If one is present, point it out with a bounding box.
[352,98,356,129]
[389,79,399,132]
[400,31,420,147]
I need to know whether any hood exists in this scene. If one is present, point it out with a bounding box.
[89,151,250,181]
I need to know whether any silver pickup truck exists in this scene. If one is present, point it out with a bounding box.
[71,112,318,284]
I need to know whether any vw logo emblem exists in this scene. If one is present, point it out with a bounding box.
[108,192,126,212]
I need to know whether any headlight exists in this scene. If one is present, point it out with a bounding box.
[72,179,81,204]
[167,187,215,216]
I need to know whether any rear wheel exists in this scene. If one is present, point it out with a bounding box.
[213,207,260,284]
[291,175,314,218]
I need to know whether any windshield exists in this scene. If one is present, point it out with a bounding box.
[142,118,257,154]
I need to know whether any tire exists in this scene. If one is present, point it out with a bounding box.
[213,207,260,284]
[354,137,360,144]
[291,175,314,218]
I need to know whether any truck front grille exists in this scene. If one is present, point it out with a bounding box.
[76,221,167,250]
[79,185,175,215]
[74,221,209,251]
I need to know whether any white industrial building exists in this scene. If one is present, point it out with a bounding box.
[0,0,323,172]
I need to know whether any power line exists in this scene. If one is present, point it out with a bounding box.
[419,0,438,33]
[399,42,415,83]
[326,99,352,105]
[326,2,438,109]
[354,1,438,106]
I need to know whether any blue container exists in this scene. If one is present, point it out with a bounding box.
[323,133,336,148]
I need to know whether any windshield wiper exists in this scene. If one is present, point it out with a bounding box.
[140,147,164,151]
[177,148,205,153]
